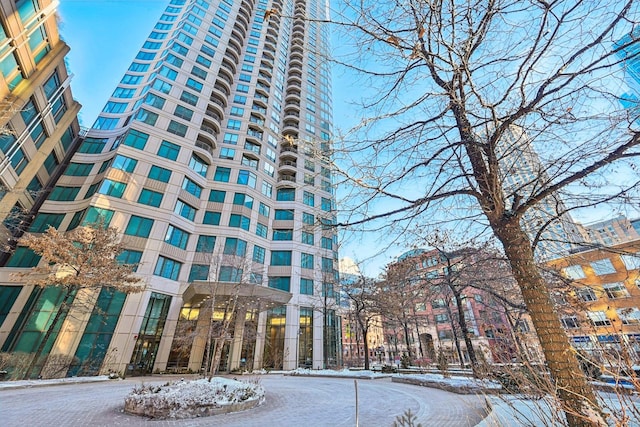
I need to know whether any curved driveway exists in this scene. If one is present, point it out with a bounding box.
[1,375,487,427]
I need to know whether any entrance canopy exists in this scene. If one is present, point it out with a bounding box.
[183,281,292,309]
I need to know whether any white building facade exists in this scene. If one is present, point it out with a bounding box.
[0,0,340,377]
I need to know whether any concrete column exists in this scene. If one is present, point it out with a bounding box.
[188,302,212,373]
[284,304,300,370]
[227,305,247,371]
[253,310,268,370]
[312,309,324,370]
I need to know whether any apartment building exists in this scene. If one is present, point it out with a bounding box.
[0,0,340,378]
[548,240,640,364]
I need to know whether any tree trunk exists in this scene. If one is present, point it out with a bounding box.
[323,306,328,369]
[445,303,466,368]
[451,288,479,375]
[494,220,605,426]
[356,310,370,370]
[402,319,412,359]
[414,319,424,358]
[209,296,236,379]
[24,287,74,379]
[203,297,215,379]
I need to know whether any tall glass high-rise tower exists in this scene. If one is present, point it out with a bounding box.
[615,27,640,116]
[0,0,340,377]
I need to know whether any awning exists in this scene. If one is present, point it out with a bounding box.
[183,281,292,308]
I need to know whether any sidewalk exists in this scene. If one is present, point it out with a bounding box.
[0,375,111,391]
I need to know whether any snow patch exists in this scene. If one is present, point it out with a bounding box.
[124,377,264,419]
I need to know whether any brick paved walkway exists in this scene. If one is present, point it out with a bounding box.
[0,375,488,426]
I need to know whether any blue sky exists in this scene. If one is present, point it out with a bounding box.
[58,1,169,126]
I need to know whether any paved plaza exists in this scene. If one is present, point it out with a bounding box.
[0,375,488,426]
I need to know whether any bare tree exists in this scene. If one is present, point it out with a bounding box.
[379,259,425,364]
[342,273,380,370]
[190,251,260,379]
[14,224,145,379]
[306,1,640,424]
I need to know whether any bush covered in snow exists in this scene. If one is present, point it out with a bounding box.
[124,377,264,419]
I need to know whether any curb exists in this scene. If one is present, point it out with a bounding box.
[391,376,502,395]
[0,376,111,391]
[285,372,392,380]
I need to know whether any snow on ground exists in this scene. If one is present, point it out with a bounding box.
[284,369,639,426]
[288,368,389,378]
[3,369,637,425]
[400,372,503,389]
[288,368,502,389]
[125,377,264,412]
[0,375,110,389]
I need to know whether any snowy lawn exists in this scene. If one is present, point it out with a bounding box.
[124,377,265,419]
[287,368,391,379]
[401,373,502,389]
[392,372,503,395]
[286,368,502,392]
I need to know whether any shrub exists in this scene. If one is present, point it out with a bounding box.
[400,354,412,369]
[393,409,423,427]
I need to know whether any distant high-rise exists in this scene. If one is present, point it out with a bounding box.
[0,0,339,377]
[498,125,582,261]
[615,27,640,113]
[578,215,640,247]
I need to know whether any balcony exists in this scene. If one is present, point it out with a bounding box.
[287,79,301,89]
[288,71,302,80]
[195,136,215,158]
[281,145,298,154]
[247,128,264,141]
[240,0,252,16]
[285,91,301,103]
[267,27,278,39]
[200,124,218,139]
[205,108,222,123]
[221,59,236,75]
[279,159,297,171]
[262,50,275,62]
[224,49,240,65]
[289,56,303,68]
[283,119,299,129]
[197,129,216,151]
[215,79,231,95]
[277,173,297,184]
[236,13,249,30]
[218,69,233,85]
[209,96,226,117]
[252,104,267,115]
[260,56,274,68]
[258,72,272,83]
[213,83,230,97]
[255,93,269,103]
[250,115,265,126]
[203,114,221,132]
